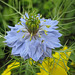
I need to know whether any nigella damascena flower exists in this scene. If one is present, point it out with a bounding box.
[5,12,62,61]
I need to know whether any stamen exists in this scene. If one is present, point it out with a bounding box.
[25,21,28,25]
[17,22,21,25]
[40,15,42,18]
[44,20,46,22]
[38,32,41,38]
[22,33,26,38]
[21,16,23,18]
[46,25,51,28]
[22,30,25,32]
[17,28,27,33]
[41,40,44,43]
[36,17,39,19]
[17,21,25,27]
[44,30,48,35]
[17,30,20,33]
[30,33,33,41]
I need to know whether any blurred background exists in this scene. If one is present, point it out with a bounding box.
[0,0,75,75]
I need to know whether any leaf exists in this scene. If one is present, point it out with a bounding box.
[70,53,75,62]
[0,49,5,59]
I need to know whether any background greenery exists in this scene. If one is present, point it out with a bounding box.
[0,0,75,75]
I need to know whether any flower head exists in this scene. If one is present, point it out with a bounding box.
[5,12,62,61]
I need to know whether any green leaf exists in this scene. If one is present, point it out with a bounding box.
[70,52,75,62]
[0,49,5,59]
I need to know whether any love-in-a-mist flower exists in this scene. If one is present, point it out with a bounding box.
[5,12,62,61]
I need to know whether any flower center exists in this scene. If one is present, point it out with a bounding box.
[25,13,40,35]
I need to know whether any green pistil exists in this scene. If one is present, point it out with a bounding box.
[25,13,40,35]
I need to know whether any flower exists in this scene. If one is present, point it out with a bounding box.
[1,61,20,75]
[37,46,71,75]
[5,12,62,61]
[1,70,11,75]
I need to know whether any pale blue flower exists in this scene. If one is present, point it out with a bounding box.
[5,13,62,61]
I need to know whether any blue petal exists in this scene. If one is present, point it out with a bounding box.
[11,42,25,55]
[40,31,62,49]
[20,39,30,58]
[28,39,43,61]
[25,12,29,18]
[20,18,26,23]
[40,19,58,31]
[45,47,52,57]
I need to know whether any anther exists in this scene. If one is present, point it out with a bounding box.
[46,25,51,28]
[44,20,46,22]
[30,33,33,41]
[17,30,20,33]
[44,30,48,35]
[22,34,25,38]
